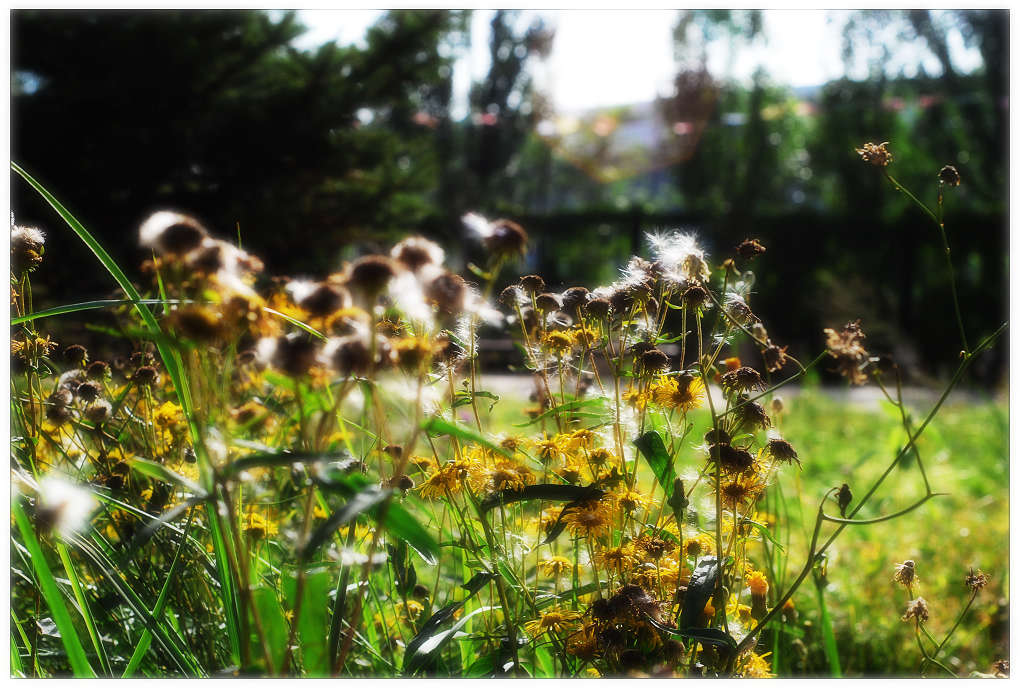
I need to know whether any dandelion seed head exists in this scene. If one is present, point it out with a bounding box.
[36,475,97,539]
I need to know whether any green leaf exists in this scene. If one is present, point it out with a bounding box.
[379,500,440,566]
[479,483,604,513]
[512,398,605,427]
[11,497,96,677]
[302,485,392,559]
[403,572,495,674]
[423,417,514,459]
[404,580,495,677]
[252,588,288,673]
[10,298,187,325]
[128,458,206,496]
[634,431,676,501]
[678,556,718,631]
[740,518,785,552]
[223,449,356,478]
[285,570,332,676]
[387,541,417,595]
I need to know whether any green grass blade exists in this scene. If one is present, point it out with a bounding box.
[815,579,842,677]
[122,510,194,677]
[11,497,97,677]
[56,541,111,675]
[10,298,185,325]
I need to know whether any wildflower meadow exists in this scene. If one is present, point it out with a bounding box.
[9,144,1008,678]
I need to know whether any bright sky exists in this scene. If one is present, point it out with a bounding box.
[292,9,983,116]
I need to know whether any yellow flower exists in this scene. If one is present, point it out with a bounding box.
[747,570,769,597]
[564,500,612,539]
[488,460,534,492]
[539,555,573,578]
[243,510,278,541]
[739,651,774,678]
[650,374,705,413]
[622,386,649,410]
[523,609,582,637]
[533,435,562,463]
[153,401,184,430]
[599,545,635,574]
[542,330,575,355]
[615,489,648,513]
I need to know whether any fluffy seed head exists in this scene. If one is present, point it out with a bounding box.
[139,211,208,255]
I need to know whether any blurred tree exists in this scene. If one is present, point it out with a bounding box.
[12,9,464,295]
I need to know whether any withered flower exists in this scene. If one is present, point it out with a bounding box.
[938,165,961,187]
[736,238,766,260]
[824,319,870,385]
[856,141,893,167]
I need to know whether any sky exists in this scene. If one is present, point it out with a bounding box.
[291,9,983,117]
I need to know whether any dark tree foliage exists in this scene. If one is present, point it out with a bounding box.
[12,9,462,295]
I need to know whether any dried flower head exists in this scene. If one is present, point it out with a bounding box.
[640,348,671,373]
[901,597,929,623]
[893,560,916,588]
[288,281,350,318]
[424,271,468,318]
[762,343,789,373]
[346,255,397,298]
[561,286,590,312]
[585,296,611,318]
[11,224,46,273]
[721,366,765,394]
[86,360,110,380]
[856,141,893,167]
[938,164,961,187]
[535,292,562,313]
[736,238,766,260]
[139,211,208,255]
[35,475,97,539]
[84,399,113,425]
[390,235,445,272]
[464,213,528,258]
[766,438,800,466]
[681,284,708,310]
[965,568,989,592]
[824,319,870,385]
[62,344,88,366]
[519,274,546,294]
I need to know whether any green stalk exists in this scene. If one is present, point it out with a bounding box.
[11,497,96,677]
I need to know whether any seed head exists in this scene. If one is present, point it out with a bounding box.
[34,475,97,539]
[86,360,110,380]
[855,141,893,167]
[484,219,528,258]
[390,235,445,272]
[62,344,88,366]
[132,365,160,387]
[681,284,708,310]
[138,211,208,255]
[837,483,853,517]
[762,343,789,372]
[824,319,870,385]
[346,255,397,297]
[519,274,546,294]
[585,297,611,318]
[938,164,961,187]
[734,399,771,431]
[11,224,46,273]
[901,597,929,623]
[736,238,766,261]
[721,366,765,394]
[561,287,590,312]
[766,438,800,466]
[424,271,468,317]
[639,348,670,373]
[965,568,989,592]
[535,292,562,314]
[259,334,319,377]
[292,282,350,318]
[84,399,112,425]
[75,380,103,403]
[893,560,916,587]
